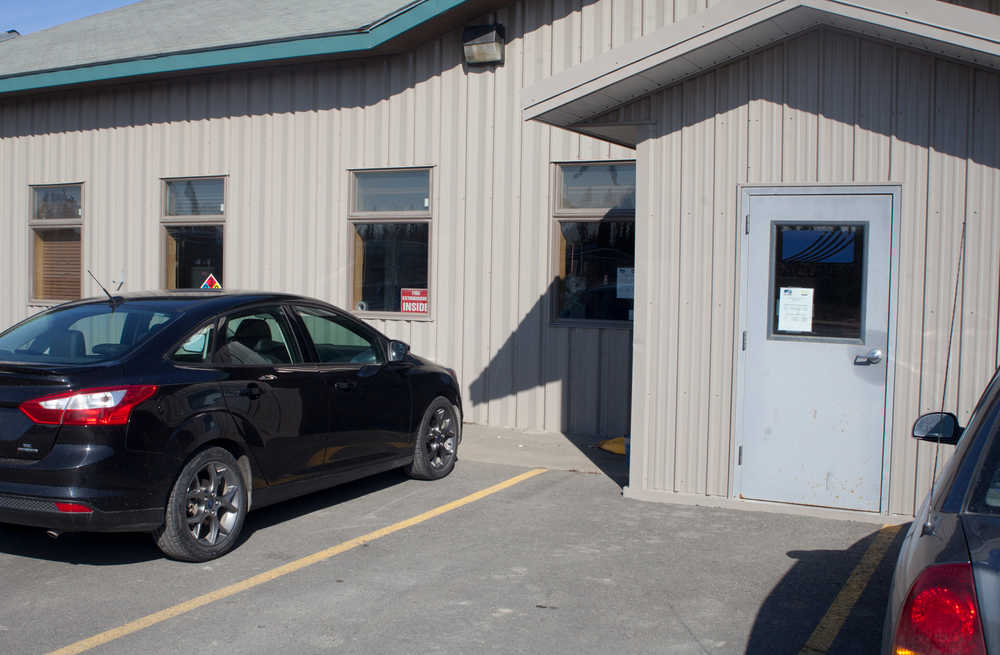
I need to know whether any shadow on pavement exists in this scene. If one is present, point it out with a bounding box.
[0,524,161,565]
[746,523,909,654]
[560,433,629,487]
[238,468,409,539]
[0,469,410,565]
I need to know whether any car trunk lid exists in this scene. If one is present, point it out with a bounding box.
[0,365,72,459]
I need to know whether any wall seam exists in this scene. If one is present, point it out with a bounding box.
[913,56,937,511]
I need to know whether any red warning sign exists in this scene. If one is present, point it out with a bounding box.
[401,288,428,314]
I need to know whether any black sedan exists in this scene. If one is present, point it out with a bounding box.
[0,291,462,561]
[883,367,1000,654]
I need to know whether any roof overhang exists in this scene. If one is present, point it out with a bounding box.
[523,0,1000,146]
[0,0,504,97]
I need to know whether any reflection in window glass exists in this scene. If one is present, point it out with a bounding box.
[557,221,635,321]
[33,185,82,220]
[173,324,214,363]
[559,164,635,211]
[352,223,429,313]
[0,304,179,364]
[216,311,297,365]
[33,228,82,300]
[164,226,223,290]
[165,179,225,216]
[354,170,430,213]
[296,309,381,364]
[771,224,865,339]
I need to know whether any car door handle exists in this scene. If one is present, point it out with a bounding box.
[333,381,356,392]
[239,383,263,400]
[854,349,883,366]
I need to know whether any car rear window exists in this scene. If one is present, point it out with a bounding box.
[0,302,179,365]
[962,374,1000,514]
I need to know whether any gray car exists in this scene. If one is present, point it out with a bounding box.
[883,367,1000,654]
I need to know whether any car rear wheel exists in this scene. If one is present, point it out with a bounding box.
[406,397,459,481]
[154,447,248,562]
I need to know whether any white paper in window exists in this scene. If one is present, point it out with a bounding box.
[777,287,814,332]
[616,267,634,299]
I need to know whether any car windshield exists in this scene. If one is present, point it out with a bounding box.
[0,302,181,365]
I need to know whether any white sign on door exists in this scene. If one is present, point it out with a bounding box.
[777,287,813,332]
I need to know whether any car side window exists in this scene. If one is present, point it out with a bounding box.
[214,309,300,366]
[295,307,383,365]
[172,324,215,363]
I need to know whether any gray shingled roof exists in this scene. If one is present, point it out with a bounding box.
[0,0,419,78]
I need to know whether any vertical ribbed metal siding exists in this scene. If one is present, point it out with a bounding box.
[0,0,711,438]
[632,28,1000,515]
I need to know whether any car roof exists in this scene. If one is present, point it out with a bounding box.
[59,290,299,307]
[49,290,340,324]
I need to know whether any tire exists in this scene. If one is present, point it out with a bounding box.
[153,447,248,562]
[406,397,459,481]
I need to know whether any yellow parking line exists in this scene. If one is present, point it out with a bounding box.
[800,523,902,655]
[46,467,548,655]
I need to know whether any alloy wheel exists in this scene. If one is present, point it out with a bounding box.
[426,407,457,470]
[184,461,242,546]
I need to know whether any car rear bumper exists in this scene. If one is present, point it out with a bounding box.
[0,443,174,533]
[0,493,162,532]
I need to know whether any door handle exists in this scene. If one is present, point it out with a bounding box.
[333,381,356,392]
[239,383,263,400]
[853,349,883,366]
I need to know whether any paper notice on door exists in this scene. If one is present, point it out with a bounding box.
[616,267,634,299]
[777,287,814,332]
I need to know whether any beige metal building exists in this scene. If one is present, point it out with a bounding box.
[1,0,999,518]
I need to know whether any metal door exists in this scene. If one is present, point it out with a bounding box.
[738,188,896,511]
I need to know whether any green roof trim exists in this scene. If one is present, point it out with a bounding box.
[0,0,467,95]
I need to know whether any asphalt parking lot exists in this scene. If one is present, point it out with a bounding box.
[0,458,904,655]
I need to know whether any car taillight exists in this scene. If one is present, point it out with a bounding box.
[54,502,92,513]
[893,563,987,655]
[19,386,158,426]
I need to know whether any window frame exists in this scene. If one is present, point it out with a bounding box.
[290,303,387,367]
[213,305,305,367]
[161,176,228,220]
[28,182,85,304]
[550,161,636,329]
[553,160,637,219]
[160,176,227,290]
[347,167,434,322]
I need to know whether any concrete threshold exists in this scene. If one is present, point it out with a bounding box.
[458,423,912,525]
[459,422,627,486]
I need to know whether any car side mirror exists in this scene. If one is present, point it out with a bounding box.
[912,412,963,446]
[387,340,410,363]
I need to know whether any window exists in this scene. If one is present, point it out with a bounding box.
[0,302,177,364]
[295,307,383,365]
[769,223,866,340]
[172,324,215,364]
[349,169,431,316]
[162,177,225,290]
[215,309,300,366]
[553,163,635,323]
[30,184,83,301]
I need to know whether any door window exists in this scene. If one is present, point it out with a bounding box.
[295,307,383,365]
[172,324,215,363]
[770,223,866,340]
[215,309,300,365]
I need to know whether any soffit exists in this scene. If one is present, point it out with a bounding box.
[523,0,1000,143]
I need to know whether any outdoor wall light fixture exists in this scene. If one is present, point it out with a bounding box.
[462,24,505,65]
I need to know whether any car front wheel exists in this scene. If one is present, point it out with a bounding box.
[154,447,248,562]
[406,397,459,480]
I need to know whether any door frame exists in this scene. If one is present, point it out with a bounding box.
[732,185,901,513]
